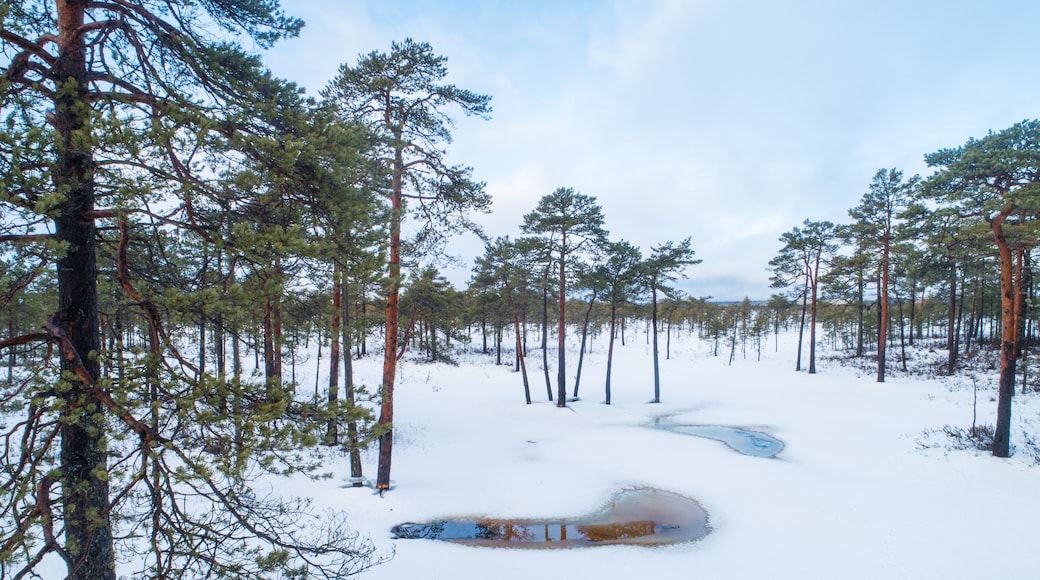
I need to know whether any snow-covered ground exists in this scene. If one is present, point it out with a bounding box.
[295,328,1040,580]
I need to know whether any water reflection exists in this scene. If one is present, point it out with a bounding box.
[651,421,784,458]
[391,488,709,548]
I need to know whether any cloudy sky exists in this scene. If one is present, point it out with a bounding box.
[263,0,1040,301]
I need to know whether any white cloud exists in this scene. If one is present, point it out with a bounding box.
[264,0,1040,299]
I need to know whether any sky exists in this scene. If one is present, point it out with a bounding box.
[263,0,1040,301]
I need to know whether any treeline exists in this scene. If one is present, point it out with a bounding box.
[1,1,490,577]
[769,121,1040,458]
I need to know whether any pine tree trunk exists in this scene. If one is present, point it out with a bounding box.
[667,317,674,360]
[572,290,596,399]
[808,255,820,375]
[376,146,405,492]
[728,314,737,366]
[507,288,532,404]
[898,294,908,372]
[343,281,364,485]
[55,1,115,576]
[326,267,341,445]
[877,231,889,382]
[908,284,917,346]
[541,286,552,401]
[481,318,488,354]
[556,234,567,407]
[605,304,617,405]
[1015,248,1030,359]
[198,318,206,379]
[992,216,1017,457]
[947,261,957,374]
[651,284,662,403]
[264,295,276,387]
[215,252,226,377]
[797,277,808,372]
[856,261,865,357]
[495,324,502,365]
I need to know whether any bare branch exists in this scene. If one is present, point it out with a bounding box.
[0,234,54,243]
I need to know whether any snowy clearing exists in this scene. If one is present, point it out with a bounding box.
[289,330,1040,580]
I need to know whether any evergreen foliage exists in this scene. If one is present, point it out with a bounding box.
[0,2,386,577]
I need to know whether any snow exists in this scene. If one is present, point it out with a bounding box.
[294,329,1040,580]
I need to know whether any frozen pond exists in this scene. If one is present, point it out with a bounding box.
[652,421,784,458]
[391,488,710,548]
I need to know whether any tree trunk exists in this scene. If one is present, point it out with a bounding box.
[430,321,438,362]
[728,314,737,366]
[541,285,552,401]
[1024,251,1035,395]
[264,289,285,388]
[507,287,532,404]
[856,258,865,357]
[808,255,820,375]
[992,215,1017,457]
[965,277,977,353]
[651,284,662,403]
[495,323,502,365]
[1016,248,1031,359]
[556,233,567,407]
[215,252,226,378]
[666,316,672,360]
[877,231,889,382]
[198,317,206,379]
[908,283,917,346]
[6,319,15,382]
[898,293,908,372]
[605,304,617,405]
[796,276,808,371]
[572,290,596,398]
[342,280,364,485]
[376,146,405,492]
[481,318,488,354]
[326,266,341,445]
[54,1,116,576]
[947,261,958,375]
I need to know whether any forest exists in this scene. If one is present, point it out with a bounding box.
[1,1,1039,578]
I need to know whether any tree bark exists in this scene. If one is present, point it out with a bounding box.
[856,254,865,357]
[342,280,364,485]
[605,304,617,405]
[572,290,596,399]
[326,266,341,445]
[897,293,908,372]
[506,287,532,404]
[877,229,889,382]
[992,214,1018,457]
[556,232,567,407]
[54,1,115,576]
[651,284,662,402]
[541,286,552,401]
[808,254,820,375]
[796,276,808,372]
[376,145,404,492]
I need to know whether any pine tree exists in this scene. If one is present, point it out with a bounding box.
[0,2,385,576]
[323,38,491,492]
[638,239,699,402]
[521,188,608,407]
[848,168,920,382]
[923,119,1040,457]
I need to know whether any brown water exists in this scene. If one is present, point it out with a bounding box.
[391,488,710,548]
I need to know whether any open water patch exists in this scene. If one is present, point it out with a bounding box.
[391,488,709,548]
[651,420,784,458]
